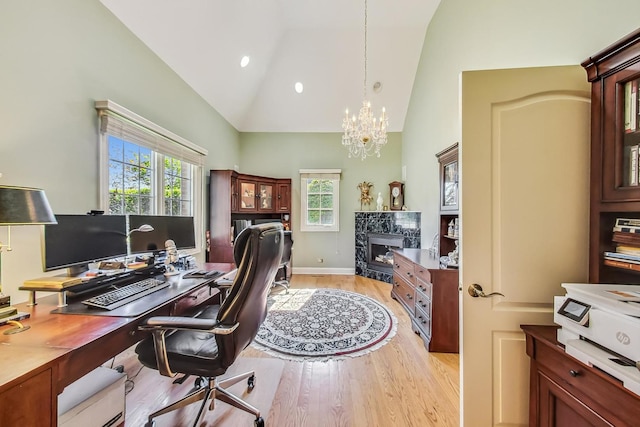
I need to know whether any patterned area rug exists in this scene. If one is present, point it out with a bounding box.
[252,288,397,361]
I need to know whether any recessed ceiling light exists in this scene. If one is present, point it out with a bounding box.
[295,82,304,94]
[240,56,250,68]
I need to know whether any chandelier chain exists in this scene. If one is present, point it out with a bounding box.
[341,0,388,160]
[363,0,368,100]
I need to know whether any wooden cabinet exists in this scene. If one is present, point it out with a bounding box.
[275,180,291,212]
[392,249,458,353]
[208,170,291,263]
[522,325,640,427]
[435,143,459,269]
[582,29,640,284]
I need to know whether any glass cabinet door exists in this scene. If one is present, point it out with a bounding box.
[601,66,640,202]
[239,181,256,211]
[258,183,273,212]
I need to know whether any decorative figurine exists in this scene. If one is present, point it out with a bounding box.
[358,181,374,210]
[376,192,383,211]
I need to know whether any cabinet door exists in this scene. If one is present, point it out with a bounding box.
[238,180,257,212]
[537,371,612,427]
[257,182,274,212]
[230,174,238,213]
[600,65,640,202]
[276,180,291,212]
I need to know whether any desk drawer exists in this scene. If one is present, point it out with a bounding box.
[413,304,431,340]
[414,264,431,284]
[172,285,215,315]
[415,287,431,314]
[393,255,416,286]
[392,274,415,313]
[415,278,432,298]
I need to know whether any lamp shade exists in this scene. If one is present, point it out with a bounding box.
[0,185,57,225]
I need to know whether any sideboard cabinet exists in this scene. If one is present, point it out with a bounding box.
[208,170,291,263]
[392,248,458,353]
[522,325,640,427]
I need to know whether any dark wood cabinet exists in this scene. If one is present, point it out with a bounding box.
[392,249,458,353]
[582,28,640,284]
[435,144,459,270]
[522,325,640,427]
[208,170,291,262]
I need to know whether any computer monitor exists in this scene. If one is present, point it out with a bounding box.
[43,214,128,275]
[128,215,196,255]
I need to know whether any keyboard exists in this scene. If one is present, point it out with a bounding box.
[82,278,169,310]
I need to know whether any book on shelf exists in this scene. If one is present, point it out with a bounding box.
[625,80,638,133]
[604,258,640,272]
[612,231,640,245]
[616,245,640,255]
[631,145,639,186]
[603,251,640,263]
[613,226,640,234]
[615,218,640,228]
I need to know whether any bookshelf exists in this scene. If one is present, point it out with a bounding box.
[582,28,640,283]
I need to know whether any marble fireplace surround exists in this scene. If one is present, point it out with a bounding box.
[355,211,421,283]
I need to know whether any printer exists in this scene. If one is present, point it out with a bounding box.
[554,283,640,396]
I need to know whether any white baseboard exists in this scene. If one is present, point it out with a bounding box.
[292,267,355,275]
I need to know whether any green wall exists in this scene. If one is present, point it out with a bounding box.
[0,0,239,303]
[239,132,402,269]
[403,0,640,247]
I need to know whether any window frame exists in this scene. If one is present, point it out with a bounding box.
[96,100,207,253]
[300,169,341,232]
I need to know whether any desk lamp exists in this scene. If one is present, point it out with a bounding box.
[0,185,56,334]
[126,224,154,265]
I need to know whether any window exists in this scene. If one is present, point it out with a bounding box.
[96,100,206,249]
[300,169,341,232]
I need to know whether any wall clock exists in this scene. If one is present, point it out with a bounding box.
[389,181,404,210]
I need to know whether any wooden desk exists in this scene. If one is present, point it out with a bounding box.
[0,263,235,427]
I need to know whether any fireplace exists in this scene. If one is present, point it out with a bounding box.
[355,211,420,283]
[367,233,404,273]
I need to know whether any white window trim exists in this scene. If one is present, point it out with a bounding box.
[300,168,341,232]
[95,100,207,255]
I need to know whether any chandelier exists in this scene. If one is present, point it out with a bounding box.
[342,0,388,160]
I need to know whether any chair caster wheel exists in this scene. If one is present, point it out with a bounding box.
[248,374,256,391]
[254,416,265,427]
[195,376,204,388]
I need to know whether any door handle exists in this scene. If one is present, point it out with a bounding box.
[468,283,504,298]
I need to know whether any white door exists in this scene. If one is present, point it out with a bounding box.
[460,65,591,426]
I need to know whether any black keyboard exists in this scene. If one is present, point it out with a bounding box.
[82,278,169,310]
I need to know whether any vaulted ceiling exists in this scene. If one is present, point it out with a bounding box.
[100,0,440,133]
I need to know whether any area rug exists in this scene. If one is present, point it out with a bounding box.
[252,288,397,361]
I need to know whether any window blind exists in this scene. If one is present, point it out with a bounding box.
[96,100,206,167]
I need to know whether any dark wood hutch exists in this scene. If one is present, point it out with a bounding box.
[523,29,640,427]
[208,169,291,263]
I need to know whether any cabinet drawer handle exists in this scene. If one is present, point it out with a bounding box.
[406,293,413,300]
[569,370,579,377]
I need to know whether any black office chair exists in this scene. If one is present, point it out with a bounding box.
[272,230,293,293]
[134,223,283,427]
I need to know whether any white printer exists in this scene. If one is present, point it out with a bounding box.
[554,283,640,396]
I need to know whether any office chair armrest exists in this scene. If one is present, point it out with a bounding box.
[140,316,239,335]
[138,317,240,378]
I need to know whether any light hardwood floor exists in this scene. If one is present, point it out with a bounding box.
[116,274,460,426]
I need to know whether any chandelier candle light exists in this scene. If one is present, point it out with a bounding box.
[342,0,389,160]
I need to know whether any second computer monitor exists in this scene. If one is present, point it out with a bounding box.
[129,215,196,255]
